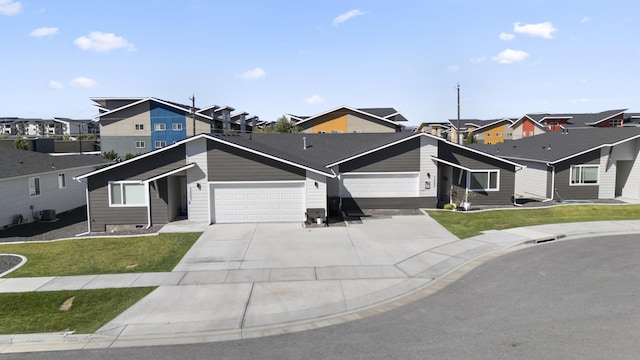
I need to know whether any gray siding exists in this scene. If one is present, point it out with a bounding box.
[554,150,600,200]
[340,138,420,173]
[87,145,186,231]
[150,177,169,225]
[100,136,151,157]
[438,142,516,205]
[341,197,437,211]
[207,141,305,181]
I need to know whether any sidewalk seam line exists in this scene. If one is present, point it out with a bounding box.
[240,282,255,330]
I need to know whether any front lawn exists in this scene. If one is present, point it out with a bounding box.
[0,288,154,334]
[0,232,201,277]
[426,204,640,239]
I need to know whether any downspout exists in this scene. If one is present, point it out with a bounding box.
[513,166,524,207]
[75,186,92,236]
[543,163,555,202]
[146,182,152,229]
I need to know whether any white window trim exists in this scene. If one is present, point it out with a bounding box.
[468,170,500,192]
[135,141,145,149]
[569,164,599,186]
[58,173,66,189]
[108,181,148,207]
[135,123,144,131]
[172,123,183,131]
[29,176,41,197]
[154,123,166,131]
[154,141,166,148]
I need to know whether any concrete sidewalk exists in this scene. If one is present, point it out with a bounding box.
[2,216,640,353]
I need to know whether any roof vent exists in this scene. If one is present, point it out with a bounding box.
[303,136,307,150]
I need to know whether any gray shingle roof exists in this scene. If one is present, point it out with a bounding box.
[470,127,640,163]
[524,109,626,128]
[0,143,112,179]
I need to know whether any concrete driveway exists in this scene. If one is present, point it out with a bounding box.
[173,215,459,271]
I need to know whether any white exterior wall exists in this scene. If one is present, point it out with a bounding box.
[305,171,327,212]
[419,136,438,198]
[185,137,209,222]
[0,167,92,227]
[515,161,548,198]
[620,140,640,199]
[599,147,616,199]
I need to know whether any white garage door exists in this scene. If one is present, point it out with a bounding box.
[210,182,305,223]
[340,173,419,198]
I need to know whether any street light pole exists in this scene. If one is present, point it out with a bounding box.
[457,83,461,144]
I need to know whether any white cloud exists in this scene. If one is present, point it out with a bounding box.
[0,0,21,16]
[492,49,529,64]
[305,95,325,104]
[499,32,515,41]
[470,56,487,63]
[241,67,266,80]
[580,16,591,23]
[513,21,557,39]
[70,77,97,88]
[332,9,365,26]
[447,65,460,72]
[30,27,58,38]
[48,80,62,89]
[74,32,135,52]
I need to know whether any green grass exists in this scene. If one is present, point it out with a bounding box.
[0,288,154,334]
[427,204,640,239]
[0,232,201,278]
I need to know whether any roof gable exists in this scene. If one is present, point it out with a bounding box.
[292,106,403,128]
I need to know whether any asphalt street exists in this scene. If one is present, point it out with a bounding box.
[6,233,640,359]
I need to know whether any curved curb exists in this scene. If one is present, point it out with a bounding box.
[0,254,27,278]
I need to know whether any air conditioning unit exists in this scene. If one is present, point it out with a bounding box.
[40,209,56,221]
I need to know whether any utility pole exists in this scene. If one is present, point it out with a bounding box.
[456,83,461,144]
[189,94,196,136]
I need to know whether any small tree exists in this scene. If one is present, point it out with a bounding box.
[103,150,119,160]
[14,134,29,150]
[272,115,300,133]
[464,133,476,145]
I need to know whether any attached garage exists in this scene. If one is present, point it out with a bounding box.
[210,182,305,223]
[340,172,419,198]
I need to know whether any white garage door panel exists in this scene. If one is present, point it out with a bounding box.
[341,173,419,198]
[211,183,305,223]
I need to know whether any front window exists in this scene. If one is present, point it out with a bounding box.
[154,141,166,148]
[469,170,499,191]
[29,177,41,197]
[135,141,145,149]
[609,119,622,127]
[154,123,166,131]
[570,165,599,185]
[135,124,144,131]
[109,182,146,206]
[172,123,183,131]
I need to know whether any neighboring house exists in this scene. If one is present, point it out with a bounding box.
[287,106,406,133]
[93,97,258,156]
[0,143,111,228]
[455,118,514,145]
[414,121,450,137]
[74,132,520,231]
[471,127,640,202]
[0,117,98,138]
[510,109,627,140]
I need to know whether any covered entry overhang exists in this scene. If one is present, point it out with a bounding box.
[140,163,195,228]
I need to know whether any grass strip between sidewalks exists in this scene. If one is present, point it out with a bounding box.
[0,232,201,278]
[426,204,640,239]
[0,288,155,335]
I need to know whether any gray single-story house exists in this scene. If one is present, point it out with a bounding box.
[471,127,640,202]
[75,132,523,231]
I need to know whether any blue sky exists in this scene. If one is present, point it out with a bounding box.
[1,0,639,125]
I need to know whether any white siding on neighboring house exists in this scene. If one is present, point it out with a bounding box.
[515,161,548,199]
[419,136,438,198]
[619,140,640,199]
[599,147,616,199]
[0,167,90,227]
[185,137,209,223]
[305,170,327,212]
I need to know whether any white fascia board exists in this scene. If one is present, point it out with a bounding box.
[584,109,627,126]
[295,105,400,127]
[326,133,423,167]
[142,163,195,183]
[509,115,546,129]
[430,156,474,172]
[96,98,212,121]
[550,132,640,164]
